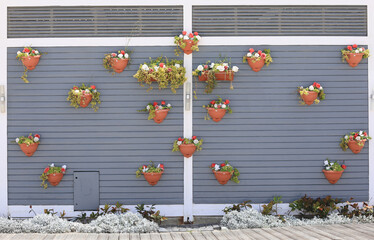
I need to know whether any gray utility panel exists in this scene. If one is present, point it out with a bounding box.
[74,172,99,211]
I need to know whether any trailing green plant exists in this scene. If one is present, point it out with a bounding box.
[202,97,232,120]
[210,161,240,183]
[174,31,201,56]
[261,196,283,216]
[138,101,172,120]
[103,49,131,74]
[16,47,44,83]
[339,199,374,218]
[133,56,186,93]
[341,44,369,62]
[223,200,252,214]
[75,202,129,223]
[67,83,101,111]
[40,164,66,189]
[289,195,341,218]
[339,131,371,151]
[135,204,167,224]
[297,82,325,105]
[323,158,345,171]
[172,136,203,152]
[136,162,164,178]
[13,133,40,146]
[242,48,273,66]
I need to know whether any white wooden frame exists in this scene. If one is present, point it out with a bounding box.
[0,0,373,220]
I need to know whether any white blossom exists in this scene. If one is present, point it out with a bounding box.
[146,105,151,110]
[142,168,148,172]
[359,131,363,136]
[344,135,349,139]
[50,163,55,167]
[355,50,359,53]
[319,86,323,90]
[15,138,19,143]
[324,160,329,165]
[158,106,163,110]
[17,51,21,55]
[214,165,220,171]
[154,66,159,72]
[210,62,215,68]
[216,66,225,72]
[360,48,364,52]
[179,34,183,38]
[222,104,227,109]
[197,65,204,71]
[193,139,199,144]
[124,53,129,58]
[35,51,39,54]
[247,52,252,57]
[175,63,180,68]
[177,141,182,146]
[309,86,314,91]
[232,66,239,72]
[255,53,259,57]
[141,64,149,71]
[62,165,67,170]
[183,36,189,40]
[196,35,201,41]
[214,104,218,108]
[74,90,80,94]
[85,89,90,93]
[222,63,229,67]
[167,103,171,107]
[118,54,123,58]
[34,137,39,142]
[356,136,361,140]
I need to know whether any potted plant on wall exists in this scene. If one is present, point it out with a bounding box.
[174,31,201,55]
[138,101,172,124]
[40,164,67,189]
[243,48,273,72]
[14,133,40,157]
[322,159,345,184]
[297,82,325,105]
[67,84,101,111]
[172,136,203,158]
[136,162,164,186]
[16,47,43,83]
[202,97,232,122]
[340,131,371,154]
[193,60,239,93]
[210,161,240,185]
[103,49,131,74]
[133,56,187,94]
[341,44,369,68]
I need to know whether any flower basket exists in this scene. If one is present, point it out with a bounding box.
[203,97,232,122]
[67,84,101,111]
[138,101,172,124]
[47,173,64,186]
[103,50,131,74]
[80,94,92,108]
[14,133,41,157]
[174,31,201,55]
[136,163,164,186]
[298,82,325,105]
[16,47,43,83]
[40,164,67,189]
[243,48,273,72]
[323,159,346,184]
[210,161,239,185]
[22,55,41,71]
[198,71,235,82]
[340,131,371,154]
[341,44,369,68]
[173,136,203,158]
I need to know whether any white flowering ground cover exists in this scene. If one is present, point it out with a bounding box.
[221,208,374,230]
[0,212,158,234]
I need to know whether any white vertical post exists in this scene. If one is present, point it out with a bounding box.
[0,1,8,217]
[183,3,193,222]
[368,2,374,205]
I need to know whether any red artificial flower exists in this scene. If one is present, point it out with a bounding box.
[43,167,49,173]
[153,102,158,106]
[35,134,40,138]
[347,46,353,51]
[159,63,164,68]
[61,168,66,173]
[217,105,221,108]
[189,33,194,38]
[149,69,154,73]
[204,65,208,69]
[178,137,183,141]
[225,99,230,104]
[258,50,262,55]
[316,83,321,89]
[32,50,35,54]
[121,50,125,55]
[142,165,147,169]
[159,164,164,170]
[73,86,78,90]
[111,53,117,57]
[210,100,216,105]
[342,164,347,169]
[349,136,354,140]
[220,163,226,167]
[224,66,228,70]
[168,68,172,72]
[362,47,365,51]
[161,101,166,105]
[91,85,96,90]
[364,132,368,136]
[28,136,33,139]
[353,44,358,48]
[192,136,197,140]
[194,32,199,36]
[24,48,30,53]
[249,48,254,53]
[211,163,216,168]
[261,53,266,59]
[182,31,187,35]
[354,133,359,138]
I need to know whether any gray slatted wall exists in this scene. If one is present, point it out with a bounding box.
[193,6,367,36]
[192,45,368,204]
[8,6,183,38]
[7,47,184,205]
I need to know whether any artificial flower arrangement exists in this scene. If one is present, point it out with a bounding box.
[138,101,172,124]
[341,44,369,68]
[67,84,101,111]
[133,56,187,94]
[40,163,67,189]
[322,159,346,184]
[193,60,239,93]
[136,162,164,186]
[14,133,40,157]
[297,82,325,105]
[174,31,201,55]
[103,49,131,74]
[243,48,273,72]
[172,136,203,158]
[16,47,43,83]
[340,131,371,154]
[202,97,232,122]
[210,161,240,185]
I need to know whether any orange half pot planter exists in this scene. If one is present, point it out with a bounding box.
[48,173,64,186]
[154,109,170,124]
[22,55,41,70]
[198,71,235,82]
[181,40,196,55]
[179,144,196,158]
[80,94,92,108]
[322,170,344,184]
[301,91,318,105]
[207,108,227,122]
[213,170,233,185]
[345,53,364,68]
[19,142,39,157]
[143,171,163,186]
[110,58,129,73]
[348,139,366,154]
[247,58,265,72]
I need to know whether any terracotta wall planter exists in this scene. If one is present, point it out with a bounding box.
[154,109,169,124]
[179,143,196,158]
[301,91,318,105]
[143,172,163,186]
[181,40,196,55]
[80,94,92,108]
[345,53,364,68]
[247,58,265,72]
[213,170,233,185]
[21,55,41,70]
[207,108,227,122]
[19,142,39,157]
[47,172,64,186]
[110,58,129,73]
[322,170,344,184]
[198,71,234,82]
[348,140,366,154]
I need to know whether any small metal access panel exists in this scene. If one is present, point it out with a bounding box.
[74,171,99,211]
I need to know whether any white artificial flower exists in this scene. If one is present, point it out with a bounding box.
[62,165,67,170]
[197,65,204,71]
[141,64,149,71]
[93,90,97,93]
[154,66,159,72]
[146,105,151,110]
[356,136,361,140]
[35,50,39,54]
[324,160,329,165]
[222,104,227,109]
[319,86,323,90]
[360,48,364,52]
[359,131,363,136]
[142,168,148,172]
[50,163,55,167]
[158,106,163,110]
[118,54,123,58]
[34,137,39,142]
[193,139,199,144]
[309,86,314,90]
[232,66,239,72]
[175,63,180,68]
[183,36,189,40]
[74,90,80,94]
[247,53,252,57]
[214,104,218,108]
[177,141,182,146]
[85,89,90,93]
[255,53,259,57]
[330,162,333,166]
[157,164,161,168]
[344,135,349,139]
[210,62,215,68]
[326,166,331,170]
[214,165,220,171]
[167,103,171,107]
[355,50,359,53]
[222,63,229,67]
[17,51,21,55]
[196,35,201,41]
[15,138,19,143]
[217,66,225,72]
[124,53,129,58]
[179,34,183,38]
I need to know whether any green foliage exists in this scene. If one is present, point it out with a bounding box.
[16,47,44,83]
[136,162,164,178]
[297,82,325,105]
[211,161,240,183]
[138,101,172,120]
[341,45,370,62]
[172,137,203,152]
[13,133,40,146]
[44,208,66,218]
[174,33,200,56]
[202,97,232,120]
[339,199,374,218]
[66,83,101,112]
[133,56,186,93]
[261,196,283,215]
[103,49,132,74]
[323,158,344,171]
[289,195,341,218]
[223,200,252,214]
[242,48,273,66]
[75,202,130,223]
[135,204,167,224]
[339,131,371,151]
